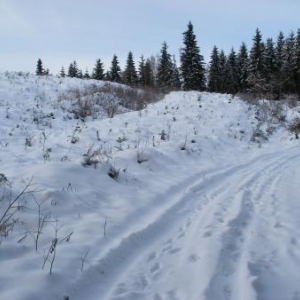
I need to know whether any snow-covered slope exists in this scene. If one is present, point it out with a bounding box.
[0,72,299,300]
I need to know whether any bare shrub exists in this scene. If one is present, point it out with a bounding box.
[288,117,300,139]
[82,144,112,168]
[57,83,163,120]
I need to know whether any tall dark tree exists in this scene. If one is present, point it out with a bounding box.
[124,51,138,86]
[36,59,44,75]
[247,28,266,96]
[283,32,296,93]
[109,55,122,83]
[263,38,276,84]
[248,28,265,76]
[138,56,146,86]
[68,61,78,78]
[92,59,104,80]
[292,29,300,96]
[170,56,181,90]
[237,42,249,92]
[60,66,66,78]
[208,46,220,92]
[225,48,239,94]
[144,58,155,88]
[157,42,173,91]
[180,22,206,91]
[83,69,90,79]
[219,50,227,93]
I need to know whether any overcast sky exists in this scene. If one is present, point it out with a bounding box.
[1,0,299,74]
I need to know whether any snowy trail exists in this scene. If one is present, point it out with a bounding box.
[58,146,300,300]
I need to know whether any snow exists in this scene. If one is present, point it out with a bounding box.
[0,72,300,300]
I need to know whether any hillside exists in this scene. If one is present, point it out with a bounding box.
[0,72,300,300]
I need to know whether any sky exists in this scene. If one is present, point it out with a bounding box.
[1,0,300,74]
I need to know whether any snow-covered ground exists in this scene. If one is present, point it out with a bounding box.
[0,72,300,300]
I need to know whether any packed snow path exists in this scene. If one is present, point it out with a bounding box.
[64,146,300,300]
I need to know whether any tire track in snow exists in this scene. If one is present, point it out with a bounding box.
[51,149,299,300]
[204,150,300,300]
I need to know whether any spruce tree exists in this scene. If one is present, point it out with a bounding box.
[157,42,173,91]
[138,56,146,86]
[92,59,104,80]
[237,42,249,92]
[60,66,66,78]
[292,29,300,97]
[68,61,78,78]
[124,51,138,86]
[248,28,265,76]
[83,69,90,79]
[208,46,220,92]
[180,22,206,91]
[275,31,285,97]
[170,56,181,90]
[144,58,155,88]
[219,50,227,93]
[36,59,44,75]
[263,38,276,83]
[225,48,239,94]
[109,55,122,83]
[247,28,266,96]
[282,32,296,93]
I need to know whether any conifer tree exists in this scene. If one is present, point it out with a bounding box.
[92,59,104,80]
[274,31,285,97]
[283,32,296,93]
[124,51,138,86]
[144,58,155,88]
[208,46,220,92]
[138,56,146,86]
[225,48,239,94]
[180,22,206,91]
[68,61,78,78]
[84,69,90,79]
[263,38,276,84]
[170,56,181,90]
[292,29,300,97]
[219,50,227,93]
[248,28,265,77]
[237,42,249,92]
[157,42,173,91]
[36,59,44,75]
[247,28,266,96]
[109,55,122,83]
[60,66,66,78]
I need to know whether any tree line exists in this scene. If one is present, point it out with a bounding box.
[36,23,300,98]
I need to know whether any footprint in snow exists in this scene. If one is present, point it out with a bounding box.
[168,248,181,255]
[150,262,162,273]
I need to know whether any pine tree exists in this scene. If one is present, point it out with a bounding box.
[247,28,266,96]
[144,58,155,88]
[68,61,78,78]
[274,31,285,97]
[170,56,181,90]
[109,55,122,83]
[248,28,265,76]
[138,56,146,86]
[83,69,90,79]
[180,22,206,91]
[237,42,249,92]
[219,50,227,93]
[36,59,44,75]
[292,29,300,97]
[60,66,66,78]
[208,46,220,92]
[263,38,276,83]
[225,48,239,94]
[124,51,138,86]
[157,42,173,91]
[92,59,104,80]
[283,32,296,93]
